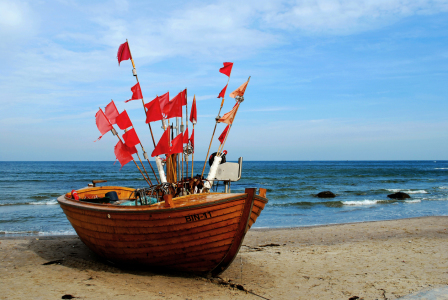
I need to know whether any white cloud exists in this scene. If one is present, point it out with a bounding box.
[259,0,448,34]
[0,1,38,45]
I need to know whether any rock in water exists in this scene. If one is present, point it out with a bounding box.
[315,191,336,198]
[387,192,411,199]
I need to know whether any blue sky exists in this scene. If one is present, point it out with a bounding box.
[0,0,447,161]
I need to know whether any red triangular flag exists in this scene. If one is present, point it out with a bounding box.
[181,89,187,106]
[127,145,138,155]
[166,92,182,119]
[170,133,183,154]
[114,140,133,168]
[151,127,171,157]
[189,95,197,124]
[122,128,140,148]
[190,129,195,149]
[144,98,163,123]
[105,100,119,125]
[219,62,233,77]
[116,110,132,130]
[217,84,227,98]
[218,125,230,144]
[95,109,112,140]
[158,92,170,114]
[117,42,132,66]
[125,82,143,103]
[183,128,189,144]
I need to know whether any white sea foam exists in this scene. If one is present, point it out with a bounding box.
[405,200,421,203]
[30,199,58,205]
[386,189,401,193]
[0,229,75,236]
[439,186,448,189]
[406,190,428,194]
[38,230,76,236]
[342,200,381,206]
[386,189,428,194]
[435,168,448,170]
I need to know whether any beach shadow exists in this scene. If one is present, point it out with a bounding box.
[27,236,199,279]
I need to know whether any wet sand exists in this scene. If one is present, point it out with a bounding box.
[1,216,447,299]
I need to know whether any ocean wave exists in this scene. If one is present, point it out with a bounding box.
[273,201,344,208]
[0,229,75,236]
[434,168,448,170]
[30,193,62,200]
[405,200,421,203]
[30,199,58,205]
[439,186,448,189]
[0,199,59,206]
[342,200,384,206]
[386,189,428,194]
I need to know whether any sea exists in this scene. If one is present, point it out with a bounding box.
[0,161,447,236]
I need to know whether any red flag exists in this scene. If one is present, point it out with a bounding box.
[144,98,163,123]
[151,127,171,157]
[105,100,119,125]
[219,62,233,77]
[181,89,187,106]
[158,92,170,113]
[95,109,112,140]
[117,42,132,66]
[114,140,133,168]
[190,129,194,149]
[183,128,189,144]
[116,110,132,130]
[122,128,140,148]
[218,125,230,144]
[189,95,197,124]
[125,82,143,103]
[170,133,183,154]
[127,145,138,155]
[218,103,238,125]
[230,79,249,98]
[217,84,227,98]
[166,92,182,119]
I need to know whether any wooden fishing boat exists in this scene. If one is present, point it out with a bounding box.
[58,42,267,276]
[57,185,268,276]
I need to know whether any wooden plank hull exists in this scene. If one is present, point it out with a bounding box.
[57,187,268,276]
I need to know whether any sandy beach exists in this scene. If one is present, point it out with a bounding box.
[1,216,447,299]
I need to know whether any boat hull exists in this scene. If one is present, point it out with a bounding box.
[57,187,267,276]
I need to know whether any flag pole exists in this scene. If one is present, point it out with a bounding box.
[191,124,195,177]
[126,39,159,184]
[100,108,151,186]
[185,91,189,179]
[176,116,179,182]
[128,122,153,185]
[170,122,176,182]
[217,76,250,155]
[181,90,185,182]
[200,75,231,178]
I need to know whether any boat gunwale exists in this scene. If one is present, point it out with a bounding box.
[57,191,268,214]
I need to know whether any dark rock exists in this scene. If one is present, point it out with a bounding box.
[387,192,411,199]
[315,191,336,198]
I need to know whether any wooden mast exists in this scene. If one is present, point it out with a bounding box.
[217,77,250,156]
[191,95,196,178]
[185,91,189,179]
[201,73,232,178]
[126,39,159,184]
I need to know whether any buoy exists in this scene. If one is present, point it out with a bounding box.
[71,190,79,200]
